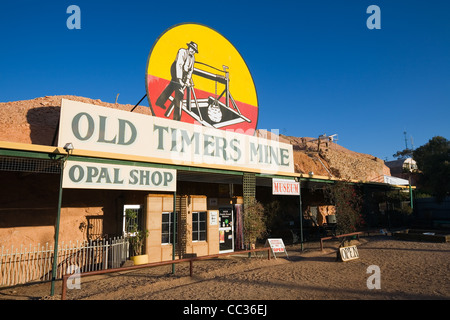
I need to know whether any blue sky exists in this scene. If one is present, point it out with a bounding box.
[1,0,449,161]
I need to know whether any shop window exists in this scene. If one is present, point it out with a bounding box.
[192,211,207,242]
[123,205,142,236]
[162,211,179,244]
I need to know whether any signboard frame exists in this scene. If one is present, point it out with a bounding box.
[265,238,288,259]
[58,99,294,175]
[209,210,218,226]
[62,160,177,192]
[338,245,359,262]
[145,23,259,135]
[272,178,300,196]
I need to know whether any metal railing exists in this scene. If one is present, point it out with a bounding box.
[62,247,271,300]
[320,232,362,250]
[0,236,129,287]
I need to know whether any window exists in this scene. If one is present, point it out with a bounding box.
[123,205,142,236]
[162,212,179,244]
[192,211,207,241]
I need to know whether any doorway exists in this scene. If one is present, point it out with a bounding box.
[219,206,234,253]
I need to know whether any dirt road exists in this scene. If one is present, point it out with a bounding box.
[1,235,449,303]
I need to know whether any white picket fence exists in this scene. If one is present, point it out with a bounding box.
[0,236,129,287]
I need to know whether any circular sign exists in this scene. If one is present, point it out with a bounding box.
[145,23,258,135]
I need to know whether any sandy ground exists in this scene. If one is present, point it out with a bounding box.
[1,235,449,304]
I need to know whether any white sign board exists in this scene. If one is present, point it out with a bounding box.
[58,99,294,175]
[272,178,299,195]
[338,245,359,262]
[63,160,176,191]
[209,210,218,226]
[265,238,288,259]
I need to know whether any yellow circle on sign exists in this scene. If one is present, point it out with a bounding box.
[146,23,258,133]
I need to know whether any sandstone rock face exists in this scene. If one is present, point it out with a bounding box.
[0,95,151,146]
[282,136,390,182]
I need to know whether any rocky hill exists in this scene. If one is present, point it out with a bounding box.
[0,95,151,146]
[0,95,390,182]
[282,135,390,182]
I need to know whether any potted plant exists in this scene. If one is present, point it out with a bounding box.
[129,229,149,265]
[125,208,149,265]
[243,200,267,250]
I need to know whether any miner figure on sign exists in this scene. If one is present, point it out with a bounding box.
[155,41,199,121]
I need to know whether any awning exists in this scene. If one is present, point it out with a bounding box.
[383,175,410,186]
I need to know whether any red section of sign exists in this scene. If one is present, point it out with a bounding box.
[147,75,258,135]
[273,182,299,195]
